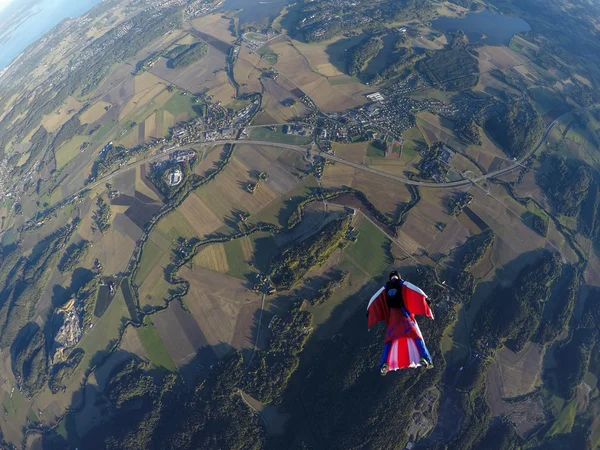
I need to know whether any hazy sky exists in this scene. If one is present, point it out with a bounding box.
[0,0,14,12]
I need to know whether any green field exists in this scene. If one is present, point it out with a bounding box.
[27,408,38,424]
[55,135,88,169]
[77,288,131,372]
[546,397,577,437]
[250,232,278,272]
[529,87,567,117]
[401,127,426,159]
[163,91,202,118]
[223,238,251,280]
[226,98,251,111]
[249,175,318,227]
[367,142,385,157]
[154,210,196,241]
[135,240,165,286]
[2,390,25,418]
[250,126,312,146]
[50,188,63,205]
[344,218,392,277]
[328,76,361,85]
[136,317,176,371]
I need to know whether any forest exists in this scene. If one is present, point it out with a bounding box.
[242,301,313,403]
[481,100,544,159]
[418,48,479,91]
[270,215,351,289]
[473,252,562,352]
[0,220,79,348]
[347,37,383,76]
[168,42,209,69]
[82,354,264,450]
[58,240,90,272]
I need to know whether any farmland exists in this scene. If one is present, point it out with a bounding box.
[1,0,600,447]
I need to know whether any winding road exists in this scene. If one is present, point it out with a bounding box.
[84,109,568,197]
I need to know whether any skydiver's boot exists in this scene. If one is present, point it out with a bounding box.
[420,357,433,369]
[380,363,388,376]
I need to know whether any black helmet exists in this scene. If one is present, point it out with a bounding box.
[389,270,400,281]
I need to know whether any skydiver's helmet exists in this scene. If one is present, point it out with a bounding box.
[386,271,404,309]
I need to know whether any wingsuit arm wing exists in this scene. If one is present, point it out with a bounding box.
[401,282,434,319]
[366,287,389,329]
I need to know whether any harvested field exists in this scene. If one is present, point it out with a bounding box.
[191,14,236,44]
[179,265,260,354]
[112,213,143,241]
[150,43,227,93]
[234,144,299,194]
[351,170,412,220]
[194,145,226,176]
[495,343,544,397]
[486,361,545,438]
[193,244,229,273]
[476,45,528,73]
[194,156,279,229]
[119,83,166,122]
[119,325,148,359]
[152,299,217,369]
[87,228,136,275]
[260,78,312,122]
[402,193,464,251]
[332,142,368,164]
[234,54,263,94]
[80,101,111,125]
[322,163,357,187]
[206,72,236,105]
[116,192,161,230]
[270,39,364,112]
[291,38,345,77]
[178,193,224,237]
[427,217,472,258]
[416,112,466,150]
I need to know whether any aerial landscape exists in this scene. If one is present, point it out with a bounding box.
[0,0,599,448]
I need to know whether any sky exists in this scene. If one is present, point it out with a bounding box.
[0,0,14,13]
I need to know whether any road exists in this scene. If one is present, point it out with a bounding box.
[65,103,589,215]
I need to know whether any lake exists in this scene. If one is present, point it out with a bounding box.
[431,10,531,46]
[0,0,100,70]
[222,0,294,24]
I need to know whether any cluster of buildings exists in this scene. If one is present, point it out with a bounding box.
[168,168,183,186]
[282,124,313,137]
[171,149,196,163]
[184,0,225,20]
[241,32,269,51]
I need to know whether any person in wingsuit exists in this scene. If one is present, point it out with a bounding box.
[366,271,434,375]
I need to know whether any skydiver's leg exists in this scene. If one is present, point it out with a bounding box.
[379,341,392,374]
[414,337,433,366]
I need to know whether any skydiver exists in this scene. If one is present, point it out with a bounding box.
[366,270,434,375]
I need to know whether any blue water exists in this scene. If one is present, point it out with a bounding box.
[431,10,531,46]
[0,0,100,70]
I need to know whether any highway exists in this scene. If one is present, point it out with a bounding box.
[72,104,589,208]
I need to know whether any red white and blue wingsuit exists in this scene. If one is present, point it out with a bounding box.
[367,272,434,372]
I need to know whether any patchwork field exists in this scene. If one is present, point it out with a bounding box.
[178,264,262,355]
[476,45,529,73]
[41,96,84,132]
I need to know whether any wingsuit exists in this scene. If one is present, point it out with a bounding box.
[366,271,434,374]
